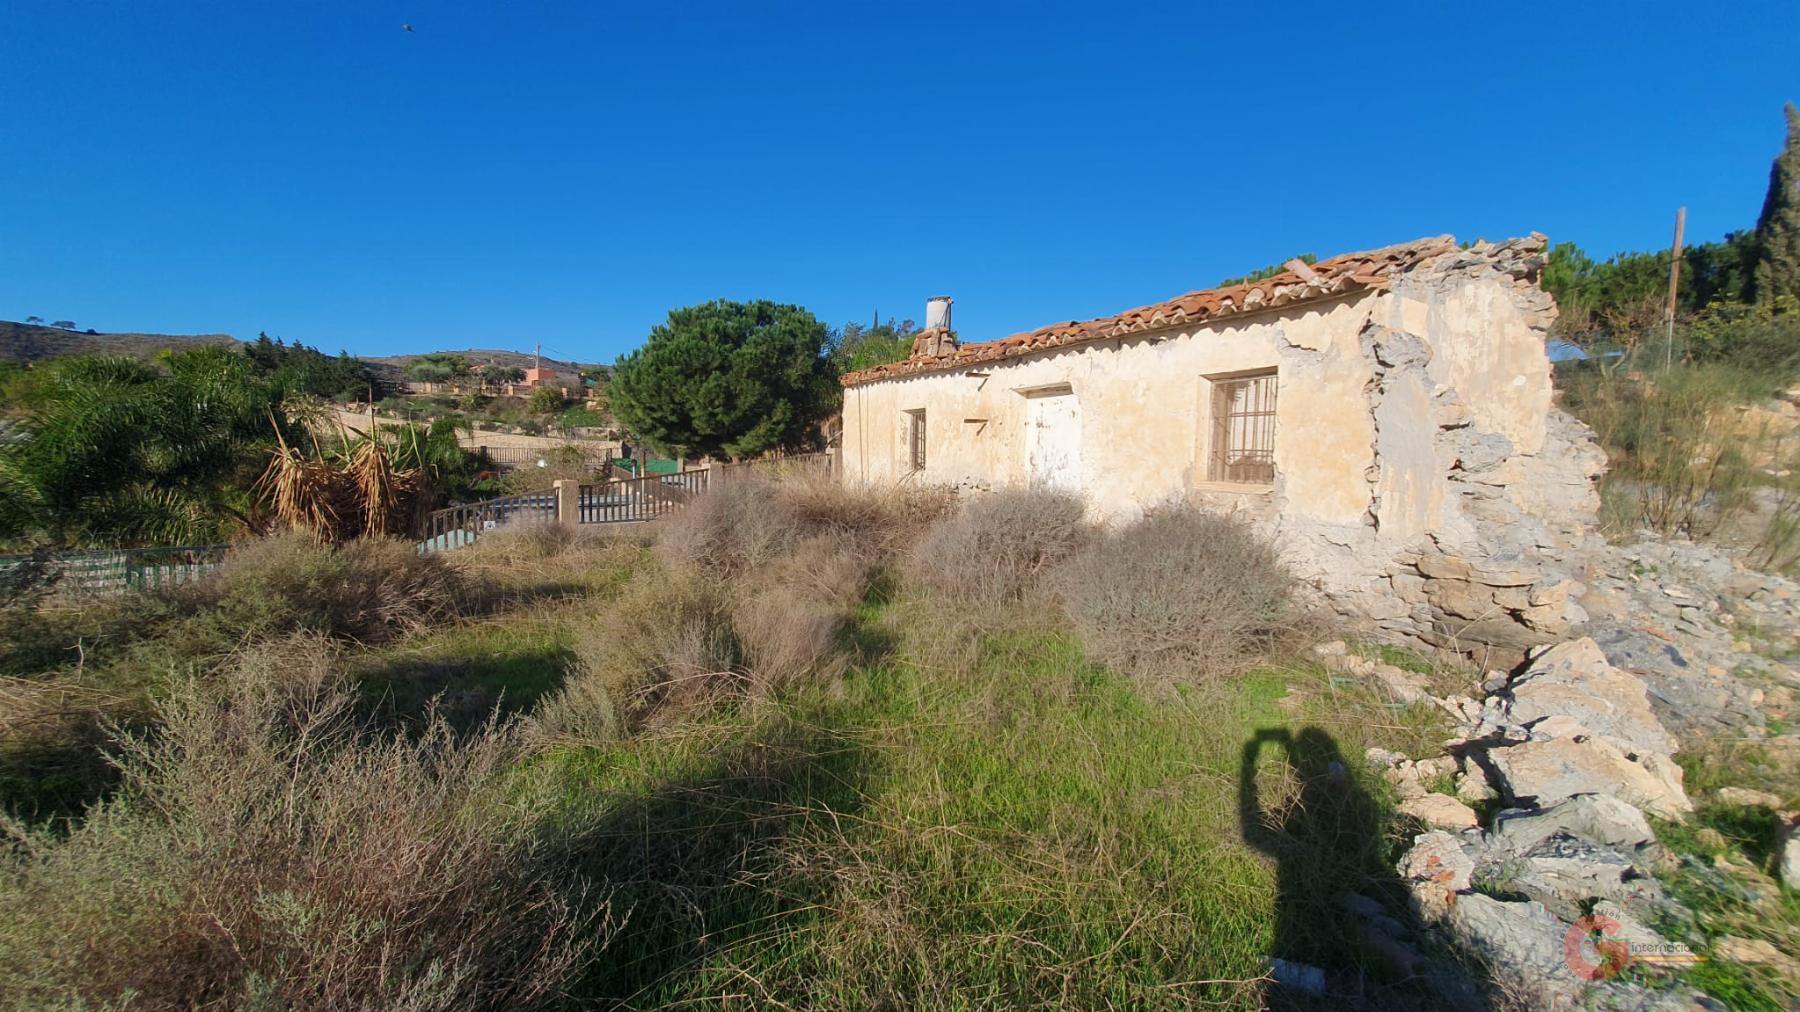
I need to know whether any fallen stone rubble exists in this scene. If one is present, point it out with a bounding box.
[1319,629,1796,1010]
[1577,537,1798,742]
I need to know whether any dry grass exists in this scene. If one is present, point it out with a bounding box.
[904,486,1089,607]
[536,481,927,740]
[0,636,609,1012]
[179,533,469,645]
[658,474,951,577]
[1058,504,1303,687]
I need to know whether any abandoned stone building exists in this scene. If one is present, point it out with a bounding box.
[838,234,1606,659]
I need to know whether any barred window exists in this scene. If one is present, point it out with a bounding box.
[906,409,926,472]
[1207,370,1277,485]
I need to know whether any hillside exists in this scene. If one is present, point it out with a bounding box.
[363,348,599,379]
[0,326,606,385]
[0,320,239,363]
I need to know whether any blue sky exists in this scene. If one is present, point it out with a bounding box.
[2,1,1796,363]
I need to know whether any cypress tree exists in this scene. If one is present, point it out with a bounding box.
[1751,103,1800,302]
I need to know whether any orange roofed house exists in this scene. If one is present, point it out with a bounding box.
[837,235,1607,656]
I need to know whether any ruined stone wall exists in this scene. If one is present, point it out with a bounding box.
[1279,237,1606,663]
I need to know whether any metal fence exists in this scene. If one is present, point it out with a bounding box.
[0,544,230,597]
[415,452,818,552]
[419,488,558,553]
[577,469,709,524]
[475,443,618,471]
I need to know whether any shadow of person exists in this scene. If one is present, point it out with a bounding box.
[1240,726,1483,1010]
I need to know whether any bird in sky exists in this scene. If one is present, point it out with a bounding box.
[402,23,414,32]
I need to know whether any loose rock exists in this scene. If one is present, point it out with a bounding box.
[1486,733,1692,821]
[1399,793,1481,831]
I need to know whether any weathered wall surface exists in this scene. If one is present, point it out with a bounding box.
[840,236,1605,660]
[841,295,1375,524]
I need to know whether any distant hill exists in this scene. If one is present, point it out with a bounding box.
[0,321,239,363]
[0,325,608,385]
[364,348,596,374]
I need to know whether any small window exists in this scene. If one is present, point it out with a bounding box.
[1207,370,1277,485]
[906,409,927,472]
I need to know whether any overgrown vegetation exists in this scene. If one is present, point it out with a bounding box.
[0,638,603,1012]
[0,346,488,549]
[0,479,1489,1009]
[1548,106,1800,569]
[1059,505,1307,686]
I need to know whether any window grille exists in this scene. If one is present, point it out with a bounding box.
[906,410,926,472]
[1207,371,1277,485]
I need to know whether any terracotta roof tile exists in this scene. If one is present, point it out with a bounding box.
[840,235,1473,387]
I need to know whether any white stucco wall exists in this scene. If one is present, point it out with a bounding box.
[841,293,1383,525]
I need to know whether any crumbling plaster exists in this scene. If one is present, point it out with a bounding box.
[839,237,1605,657]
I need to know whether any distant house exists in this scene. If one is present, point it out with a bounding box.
[838,234,1606,659]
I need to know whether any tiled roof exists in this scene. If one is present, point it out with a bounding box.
[840,234,1463,387]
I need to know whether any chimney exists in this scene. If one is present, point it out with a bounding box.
[908,295,959,359]
[926,296,953,332]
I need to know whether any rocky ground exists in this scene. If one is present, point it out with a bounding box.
[1323,535,1800,1009]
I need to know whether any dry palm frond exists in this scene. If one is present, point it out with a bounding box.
[346,438,420,538]
[258,421,347,540]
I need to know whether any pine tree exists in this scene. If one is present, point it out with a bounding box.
[1752,103,1800,303]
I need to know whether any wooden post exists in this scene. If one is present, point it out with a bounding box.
[1665,207,1686,371]
[552,479,580,528]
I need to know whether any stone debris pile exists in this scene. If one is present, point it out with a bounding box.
[1319,631,1794,1009]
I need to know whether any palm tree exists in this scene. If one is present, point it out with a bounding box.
[0,347,296,547]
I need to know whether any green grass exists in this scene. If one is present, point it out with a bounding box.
[527,604,1458,1008]
[355,616,576,729]
[1649,790,1800,1010]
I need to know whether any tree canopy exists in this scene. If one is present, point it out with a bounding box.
[1752,103,1800,303]
[610,299,838,460]
[832,315,917,373]
[243,333,373,401]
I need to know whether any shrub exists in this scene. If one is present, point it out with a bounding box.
[536,571,741,736]
[656,477,805,576]
[457,520,645,565]
[1058,506,1297,686]
[537,532,873,738]
[727,537,867,692]
[1560,362,1776,537]
[0,637,605,1011]
[178,533,468,645]
[906,487,1088,606]
[779,474,953,559]
[1687,295,1800,382]
[658,475,950,578]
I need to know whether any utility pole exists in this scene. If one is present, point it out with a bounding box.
[1664,207,1686,371]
